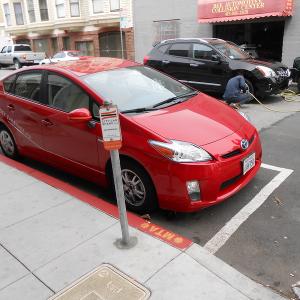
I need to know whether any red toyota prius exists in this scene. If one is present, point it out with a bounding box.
[0,57,262,213]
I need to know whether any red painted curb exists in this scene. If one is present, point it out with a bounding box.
[0,154,193,250]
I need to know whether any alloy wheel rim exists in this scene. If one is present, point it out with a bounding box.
[121,169,146,207]
[0,131,15,156]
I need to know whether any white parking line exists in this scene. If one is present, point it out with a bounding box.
[204,163,294,254]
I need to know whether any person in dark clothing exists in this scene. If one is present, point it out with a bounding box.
[223,73,253,108]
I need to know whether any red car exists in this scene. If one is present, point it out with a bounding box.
[0,57,262,213]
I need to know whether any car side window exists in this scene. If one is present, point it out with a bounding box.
[14,72,43,102]
[7,46,12,53]
[53,52,65,59]
[47,73,90,112]
[3,75,17,93]
[158,44,169,54]
[168,43,190,57]
[192,44,216,60]
[1,46,7,53]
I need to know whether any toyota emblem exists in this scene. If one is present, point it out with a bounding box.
[241,139,249,150]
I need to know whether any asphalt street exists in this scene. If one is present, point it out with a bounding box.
[0,68,299,298]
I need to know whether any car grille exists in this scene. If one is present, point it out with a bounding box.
[275,67,290,83]
[220,173,242,190]
[221,134,255,159]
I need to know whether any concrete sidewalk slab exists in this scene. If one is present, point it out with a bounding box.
[0,158,286,299]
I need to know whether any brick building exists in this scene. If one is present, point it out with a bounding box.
[1,0,134,60]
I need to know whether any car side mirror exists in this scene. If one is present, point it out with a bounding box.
[211,54,222,63]
[68,108,92,122]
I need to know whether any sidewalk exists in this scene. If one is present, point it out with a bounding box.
[0,156,286,300]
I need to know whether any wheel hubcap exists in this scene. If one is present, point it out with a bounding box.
[0,131,15,155]
[122,169,146,207]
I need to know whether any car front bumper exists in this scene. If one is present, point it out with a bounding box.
[256,76,291,97]
[149,127,262,213]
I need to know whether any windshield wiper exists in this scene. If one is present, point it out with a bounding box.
[152,91,198,108]
[121,107,158,114]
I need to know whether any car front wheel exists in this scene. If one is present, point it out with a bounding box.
[110,159,158,214]
[0,126,18,159]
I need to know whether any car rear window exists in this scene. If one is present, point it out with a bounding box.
[158,44,169,53]
[14,45,32,52]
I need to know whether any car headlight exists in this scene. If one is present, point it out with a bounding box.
[286,68,291,77]
[256,66,277,78]
[238,111,251,122]
[149,140,212,162]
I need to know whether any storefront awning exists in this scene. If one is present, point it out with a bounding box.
[198,0,294,23]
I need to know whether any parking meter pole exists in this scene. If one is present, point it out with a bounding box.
[111,149,137,249]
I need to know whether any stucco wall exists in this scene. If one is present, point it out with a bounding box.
[282,1,300,67]
[133,0,212,62]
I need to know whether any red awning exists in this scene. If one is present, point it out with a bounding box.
[198,0,294,23]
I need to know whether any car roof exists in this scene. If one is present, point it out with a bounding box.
[158,38,226,45]
[28,57,139,77]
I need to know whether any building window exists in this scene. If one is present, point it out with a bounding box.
[3,3,11,26]
[153,20,180,44]
[75,41,94,56]
[39,0,49,21]
[110,0,119,11]
[92,0,104,13]
[33,39,49,53]
[70,0,80,17]
[55,0,65,18]
[13,3,24,25]
[27,0,36,23]
[63,36,70,50]
[99,32,126,59]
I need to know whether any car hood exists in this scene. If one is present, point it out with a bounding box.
[240,58,288,70]
[130,93,246,146]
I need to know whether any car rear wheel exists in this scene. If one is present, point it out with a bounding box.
[109,159,158,214]
[0,126,18,159]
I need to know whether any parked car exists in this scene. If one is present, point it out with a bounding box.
[0,57,262,213]
[239,44,259,59]
[0,44,45,69]
[292,56,300,92]
[39,50,80,65]
[144,38,291,98]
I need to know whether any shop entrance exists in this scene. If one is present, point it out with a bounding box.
[214,20,285,61]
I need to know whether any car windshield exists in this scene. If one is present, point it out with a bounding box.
[214,42,250,60]
[83,66,195,112]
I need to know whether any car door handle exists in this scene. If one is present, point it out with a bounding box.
[7,104,15,111]
[190,63,200,67]
[162,60,170,64]
[41,119,53,127]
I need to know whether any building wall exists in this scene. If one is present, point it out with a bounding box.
[133,0,211,62]
[1,0,134,59]
[282,1,300,67]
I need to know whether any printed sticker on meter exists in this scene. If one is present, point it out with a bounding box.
[99,105,122,151]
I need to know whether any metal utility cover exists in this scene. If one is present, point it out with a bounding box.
[49,264,151,300]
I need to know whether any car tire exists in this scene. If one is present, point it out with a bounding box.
[109,159,158,214]
[13,59,21,70]
[0,126,19,159]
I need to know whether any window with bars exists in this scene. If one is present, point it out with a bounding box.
[92,0,104,13]
[110,0,120,11]
[70,0,80,17]
[13,2,24,25]
[153,20,180,44]
[3,3,11,26]
[27,0,36,23]
[39,0,49,21]
[55,0,65,18]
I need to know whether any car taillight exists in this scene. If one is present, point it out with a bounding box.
[143,55,150,65]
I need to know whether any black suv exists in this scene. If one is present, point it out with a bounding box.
[144,38,291,98]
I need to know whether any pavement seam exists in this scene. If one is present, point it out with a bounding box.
[0,242,55,294]
[143,251,183,285]
[0,197,73,231]
[32,221,118,273]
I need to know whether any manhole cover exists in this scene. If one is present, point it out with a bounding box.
[49,264,151,300]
